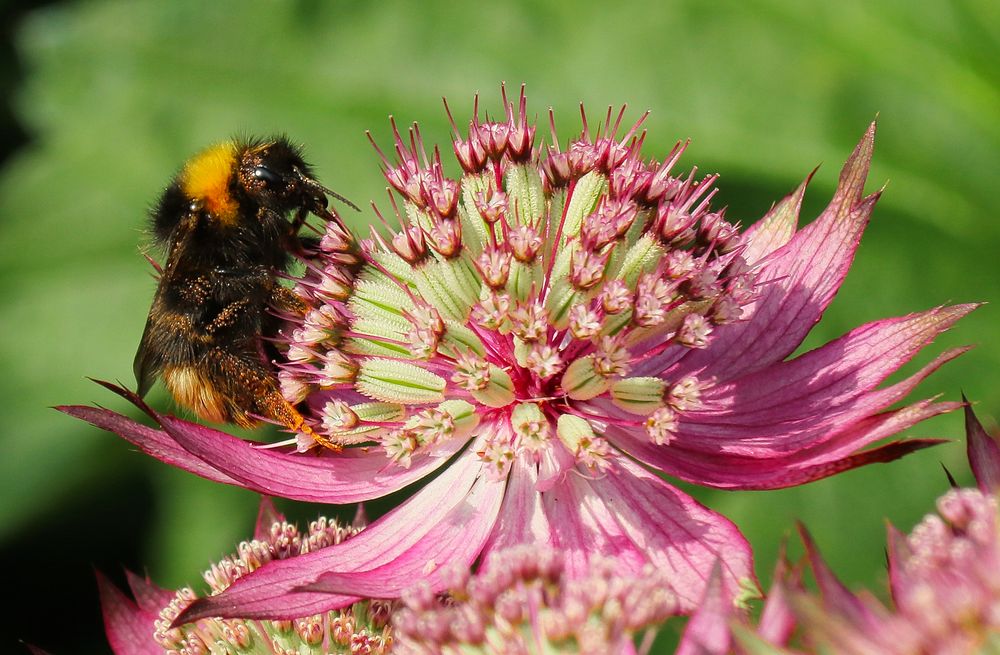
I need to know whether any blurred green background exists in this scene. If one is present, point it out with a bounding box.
[0,0,996,651]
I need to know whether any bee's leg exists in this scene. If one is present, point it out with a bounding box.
[203,298,253,334]
[285,206,325,258]
[255,389,343,452]
[206,347,342,452]
[269,285,309,315]
[200,297,340,451]
[290,205,310,233]
[296,235,322,257]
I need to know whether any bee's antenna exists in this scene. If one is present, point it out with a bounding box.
[293,168,361,212]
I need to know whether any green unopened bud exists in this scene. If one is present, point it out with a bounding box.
[513,337,531,368]
[560,356,611,400]
[323,402,406,444]
[610,376,666,415]
[439,321,487,357]
[505,163,545,226]
[511,402,551,449]
[354,402,406,423]
[613,233,664,287]
[438,399,481,437]
[506,260,540,303]
[460,173,493,247]
[624,300,712,348]
[412,259,478,323]
[545,276,586,329]
[470,365,515,408]
[349,274,414,326]
[562,171,608,242]
[356,359,446,405]
[556,413,596,453]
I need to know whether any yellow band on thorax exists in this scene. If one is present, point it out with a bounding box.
[180,142,239,225]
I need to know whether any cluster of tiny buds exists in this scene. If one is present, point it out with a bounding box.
[272,85,757,472]
[153,515,393,655]
[882,488,1000,649]
[905,489,998,573]
[392,545,680,654]
[277,219,362,419]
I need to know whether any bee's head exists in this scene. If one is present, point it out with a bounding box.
[237,138,357,220]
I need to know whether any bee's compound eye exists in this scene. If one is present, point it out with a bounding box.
[253,165,281,186]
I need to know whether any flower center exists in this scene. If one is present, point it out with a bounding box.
[277,87,757,476]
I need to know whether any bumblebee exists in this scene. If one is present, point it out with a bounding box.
[134,136,354,439]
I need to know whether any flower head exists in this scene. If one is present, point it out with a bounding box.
[65,85,974,624]
[709,404,1000,655]
[393,544,681,654]
[99,501,394,655]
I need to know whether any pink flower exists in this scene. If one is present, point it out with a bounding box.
[63,86,973,625]
[708,405,1000,654]
[394,545,681,654]
[763,491,1000,654]
[98,500,394,654]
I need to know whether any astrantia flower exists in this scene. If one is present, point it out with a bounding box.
[733,405,1000,655]
[64,86,973,624]
[98,501,394,654]
[393,544,681,654]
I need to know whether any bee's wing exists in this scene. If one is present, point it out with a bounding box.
[133,311,161,398]
[133,213,197,397]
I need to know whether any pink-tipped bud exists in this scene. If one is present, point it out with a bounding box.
[477,121,510,160]
[542,149,572,189]
[391,225,428,264]
[569,246,609,290]
[568,303,604,340]
[475,245,513,289]
[424,176,460,220]
[427,218,463,258]
[317,264,354,301]
[510,300,548,342]
[474,190,508,225]
[677,313,712,348]
[600,279,632,314]
[508,224,543,263]
[453,132,487,173]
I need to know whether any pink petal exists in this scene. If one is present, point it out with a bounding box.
[61,382,465,504]
[175,450,502,622]
[254,497,284,540]
[740,169,811,262]
[690,308,972,440]
[885,523,913,603]
[757,549,801,646]
[124,570,175,616]
[604,305,972,491]
[605,401,960,490]
[964,400,1000,492]
[537,471,649,578]
[545,457,755,610]
[676,562,733,655]
[96,571,161,655]
[58,405,239,485]
[798,525,875,627]
[478,460,554,557]
[667,123,878,382]
[158,414,464,504]
[302,467,505,596]
[535,439,576,492]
